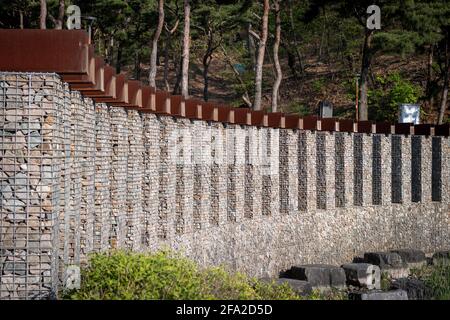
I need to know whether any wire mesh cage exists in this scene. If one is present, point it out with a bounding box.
[110,107,128,249]
[93,103,112,253]
[126,110,144,251]
[0,72,65,300]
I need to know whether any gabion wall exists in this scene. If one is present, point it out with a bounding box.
[1,72,449,300]
[0,73,67,299]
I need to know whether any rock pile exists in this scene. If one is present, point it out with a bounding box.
[269,248,450,300]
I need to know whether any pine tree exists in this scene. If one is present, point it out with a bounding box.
[252,0,270,111]
[403,0,450,123]
[192,0,249,101]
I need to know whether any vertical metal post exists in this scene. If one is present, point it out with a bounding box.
[355,74,360,122]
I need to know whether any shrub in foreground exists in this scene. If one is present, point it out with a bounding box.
[64,250,302,300]
[411,263,450,300]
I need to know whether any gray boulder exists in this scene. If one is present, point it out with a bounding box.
[392,278,432,300]
[364,252,409,278]
[432,251,450,265]
[349,289,408,300]
[364,252,406,268]
[342,263,381,290]
[284,264,346,290]
[391,249,427,268]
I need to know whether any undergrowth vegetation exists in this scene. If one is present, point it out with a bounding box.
[64,250,309,300]
[64,250,348,300]
[411,262,450,300]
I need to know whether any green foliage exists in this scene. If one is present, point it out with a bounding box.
[403,1,450,48]
[307,288,348,300]
[65,250,203,300]
[411,263,450,300]
[312,78,326,93]
[287,101,310,116]
[372,31,420,57]
[64,250,302,300]
[387,73,421,107]
[368,72,422,122]
[341,78,357,102]
[231,69,255,101]
[380,272,392,291]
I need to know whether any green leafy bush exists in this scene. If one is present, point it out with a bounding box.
[63,250,302,300]
[341,78,357,102]
[387,73,421,110]
[368,72,422,122]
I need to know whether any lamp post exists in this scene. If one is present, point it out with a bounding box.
[81,16,97,44]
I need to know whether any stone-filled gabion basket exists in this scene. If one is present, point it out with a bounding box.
[0,73,65,300]
[126,110,144,251]
[109,107,128,249]
[93,103,112,253]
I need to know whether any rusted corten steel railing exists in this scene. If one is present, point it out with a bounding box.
[0,29,448,136]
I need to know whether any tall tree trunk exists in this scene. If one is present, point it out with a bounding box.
[181,0,191,98]
[202,29,213,101]
[288,1,303,74]
[173,56,183,95]
[247,23,257,71]
[135,52,141,80]
[164,37,171,91]
[271,0,282,112]
[54,0,65,29]
[163,19,179,91]
[203,58,210,101]
[40,0,47,29]
[286,48,298,80]
[438,32,449,124]
[19,10,24,29]
[116,42,122,74]
[359,29,374,121]
[149,0,165,88]
[109,37,115,65]
[221,45,252,107]
[439,71,449,124]
[425,45,434,113]
[253,0,270,111]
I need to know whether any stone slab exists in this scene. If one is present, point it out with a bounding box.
[342,263,381,290]
[349,289,408,300]
[432,251,450,265]
[364,252,409,278]
[391,249,427,269]
[284,264,346,289]
[364,252,406,268]
[392,278,432,300]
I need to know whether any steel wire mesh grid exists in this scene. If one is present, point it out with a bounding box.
[57,82,72,289]
[93,104,112,252]
[1,72,63,300]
